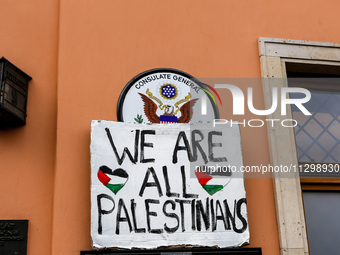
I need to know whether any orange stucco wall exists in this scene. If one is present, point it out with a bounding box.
[1,0,340,255]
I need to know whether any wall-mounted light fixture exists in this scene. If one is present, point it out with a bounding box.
[0,57,31,129]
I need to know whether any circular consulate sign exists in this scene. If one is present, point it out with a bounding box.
[117,68,219,124]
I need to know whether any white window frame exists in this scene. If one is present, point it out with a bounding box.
[259,37,340,255]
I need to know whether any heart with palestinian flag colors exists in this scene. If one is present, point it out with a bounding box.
[195,166,232,195]
[97,165,129,194]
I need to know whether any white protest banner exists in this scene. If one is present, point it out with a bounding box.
[90,121,249,249]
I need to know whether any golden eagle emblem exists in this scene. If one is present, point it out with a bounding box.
[138,88,198,123]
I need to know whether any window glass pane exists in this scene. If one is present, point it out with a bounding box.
[303,191,340,255]
[291,89,340,164]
